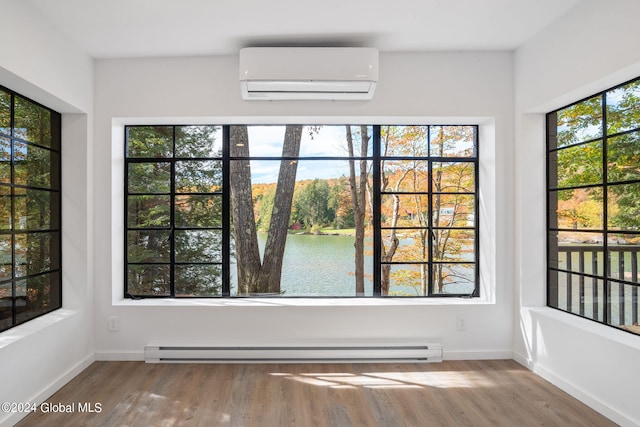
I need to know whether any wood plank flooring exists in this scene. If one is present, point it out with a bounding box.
[16,360,616,426]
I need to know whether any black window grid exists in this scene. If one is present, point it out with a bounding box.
[546,76,640,334]
[0,84,62,332]
[125,124,479,298]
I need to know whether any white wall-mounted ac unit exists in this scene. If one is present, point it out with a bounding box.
[239,47,378,101]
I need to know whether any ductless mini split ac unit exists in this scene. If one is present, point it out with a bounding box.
[239,47,379,101]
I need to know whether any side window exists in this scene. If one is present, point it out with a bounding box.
[0,86,62,332]
[547,77,640,335]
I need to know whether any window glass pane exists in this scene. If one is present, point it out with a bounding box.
[14,188,58,230]
[385,264,429,296]
[0,282,11,331]
[127,231,170,263]
[280,234,373,297]
[235,125,374,158]
[382,160,429,193]
[14,96,52,147]
[329,125,373,157]
[556,95,603,147]
[607,131,640,183]
[176,125,222,158]
[127,265,170,296]
[15,272,59,323]
[0,90,10,136]
[381,125,428,157]
[382,229,429,262]
[381,193,428,228]
[607,282,639,330]
[230,232,373,297]
[608,234,640,283]
[0,137,9,182]
[175,195,222,228]
[230,154,375,297]
[235,125,283,157]
[13,142,55,188]
[0,187,10,230]
[127,195,170,228]
[0,235,11,280]
[237,159,367,188]
[433,263,475,294]
[433,194,475,227]
[552,231,605,274]
[175,160,222,193]
[14,232,59,277]
[550,270,604,321]
[430,126,476,158]
[128,162,170,193]
[432,162,474,193]
[607,80,640,135]
[175,265,222,296]
[126,126,173,158]
[553,141,602,188]
[433,229,474,261]
[175,230,222,263]
[549,188,603,230]
[608,182,640,231]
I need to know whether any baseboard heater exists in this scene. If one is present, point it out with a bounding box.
[144,344,443,364]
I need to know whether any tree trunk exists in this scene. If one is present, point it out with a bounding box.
[259,125,303,293]
[346,126,368,296]
[230,125,303,295]
[230,126,262,294]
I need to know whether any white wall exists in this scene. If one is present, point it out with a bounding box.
[513,1,640,425]
[93,52,515,361]
[0,2,94,426]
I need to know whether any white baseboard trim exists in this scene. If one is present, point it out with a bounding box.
[443,350,512,360]
[0,353,95,427]
[511,352,534,370]
[95,351,144,361]
[512,352,638,427]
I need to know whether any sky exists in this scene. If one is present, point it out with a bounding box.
[244,125,372,183]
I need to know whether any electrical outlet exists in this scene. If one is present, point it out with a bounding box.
[456,316,466,331]
[108,315,119,332]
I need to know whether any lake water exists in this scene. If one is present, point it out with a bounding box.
[230,232,474,296]
[231,233,374,296]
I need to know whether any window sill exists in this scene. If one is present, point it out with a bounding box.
[526,307,640,350]
[0,309,78,350]
[113,296,493,307]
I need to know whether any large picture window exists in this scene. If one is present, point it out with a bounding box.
[547,77,640,335]
[0,85,61,332]
[125,125,479,298]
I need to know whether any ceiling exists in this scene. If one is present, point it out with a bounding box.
[29,0,582,58]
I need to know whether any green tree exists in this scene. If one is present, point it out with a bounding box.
[126,125,223,296]
[294,179,333,230]
[553,80,639,230]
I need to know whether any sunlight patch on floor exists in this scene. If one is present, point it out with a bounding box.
[270,370,498,389]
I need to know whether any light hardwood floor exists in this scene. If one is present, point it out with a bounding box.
[16,360,616,426]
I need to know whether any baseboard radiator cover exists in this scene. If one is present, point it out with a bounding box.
[144,344,443,364]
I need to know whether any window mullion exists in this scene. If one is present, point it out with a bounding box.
[222,126,231,296]
[372,125,381,296]
[169,127,177,298]
[427,158,434,296]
